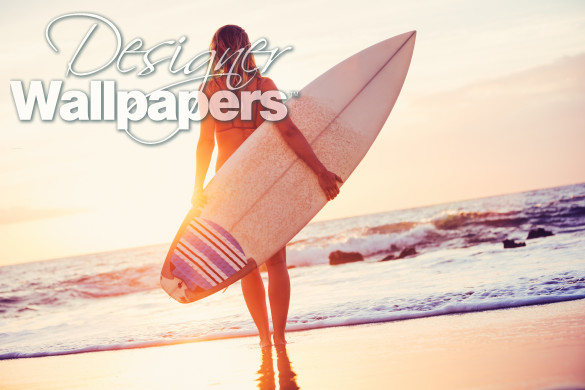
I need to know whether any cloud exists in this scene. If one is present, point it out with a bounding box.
[412,52,585,118]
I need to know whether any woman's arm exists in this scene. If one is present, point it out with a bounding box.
[260,77,342,200]
[192,114,215,208]
[275,116,343,201]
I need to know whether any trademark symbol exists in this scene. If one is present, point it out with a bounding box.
[288,90,300,98]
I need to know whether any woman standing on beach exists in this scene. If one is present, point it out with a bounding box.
[192,25,342,347]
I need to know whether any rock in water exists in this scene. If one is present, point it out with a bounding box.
[329,250,364,265]
[397,247,417,259]
[527,228,554,239]
[503,239,526,249]
[388,244,399,252]
[379,254,396,262]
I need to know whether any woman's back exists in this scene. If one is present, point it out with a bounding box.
[201,75,280,170]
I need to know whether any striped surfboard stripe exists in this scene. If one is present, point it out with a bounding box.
[170,217,246,291]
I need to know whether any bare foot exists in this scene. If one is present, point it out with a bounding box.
[259,337,272,348]
[273,334,287,346]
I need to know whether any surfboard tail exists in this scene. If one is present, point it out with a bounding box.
[161,260,256,303]
[160,213,257,303]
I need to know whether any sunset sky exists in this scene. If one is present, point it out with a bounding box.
[1,0,584,265]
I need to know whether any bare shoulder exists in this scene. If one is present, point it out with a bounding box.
[259,76,279,91]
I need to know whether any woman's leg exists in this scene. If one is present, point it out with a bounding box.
[266,247,290,345]
[240,268,271,347]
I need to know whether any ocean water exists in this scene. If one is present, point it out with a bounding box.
[1,183,584,360]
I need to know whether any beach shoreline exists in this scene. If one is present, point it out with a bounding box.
[1,299,584,390]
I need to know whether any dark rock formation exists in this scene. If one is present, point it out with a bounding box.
[397,246,417,259]
[329,250,364,265]
[527,228,554,240]
[388,244,399,252]
[379,254,395,262]
[503,239,526,249]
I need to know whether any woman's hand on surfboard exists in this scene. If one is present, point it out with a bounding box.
[317,169,343,200]
[191,189,207,209]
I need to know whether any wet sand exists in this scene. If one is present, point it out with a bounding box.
[1,299,584,390]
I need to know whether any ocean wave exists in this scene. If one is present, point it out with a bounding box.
[285,295,585,331]
[60,264,159,299]
[3,192,584,311]
[558,194,585,203]
[288,188,585,267]
[431,210,526,230]
[1,183,584,361]
[2,296,583,360]
[286,224,440,267]
[0,264,161,318]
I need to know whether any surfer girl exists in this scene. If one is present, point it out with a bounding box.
[192,25,342,347]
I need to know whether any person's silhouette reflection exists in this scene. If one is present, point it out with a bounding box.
[256,345,300,390]
[257,347,276,390]
[275,346,299,390]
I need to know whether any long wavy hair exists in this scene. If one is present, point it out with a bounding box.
[209,25,260,90]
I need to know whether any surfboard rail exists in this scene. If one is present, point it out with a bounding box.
[161,31,416,303]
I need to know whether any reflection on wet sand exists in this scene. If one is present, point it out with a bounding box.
[257,346,300,390]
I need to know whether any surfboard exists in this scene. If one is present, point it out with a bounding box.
[160,31,416,303]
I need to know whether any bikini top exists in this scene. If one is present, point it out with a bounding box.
[201,76,275,133]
